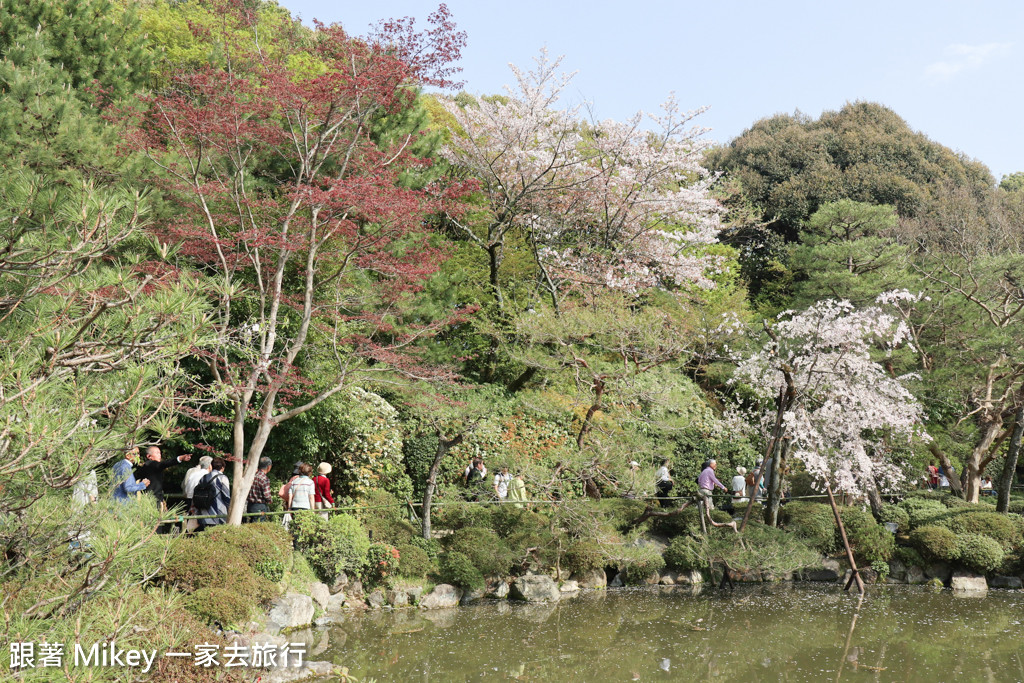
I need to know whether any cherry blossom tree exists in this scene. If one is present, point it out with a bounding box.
[125,2,469,524]
[730,292,929,526]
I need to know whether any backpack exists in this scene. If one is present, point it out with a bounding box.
[745,472,756,487]
[467,467,485,485]
[192,472,220,510]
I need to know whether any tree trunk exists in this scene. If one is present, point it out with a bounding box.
[929,443,963,497]
[576,378,604,449]
[866,478,885,518]
[764,438,788,527]
[964,419,1003,503]
[227,417,274,526]
[422,432,463,540]
[997,407,1024,513]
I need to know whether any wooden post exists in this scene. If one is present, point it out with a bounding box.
[825,483,864,594]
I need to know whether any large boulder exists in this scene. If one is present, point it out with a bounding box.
[309,582,331,611]
[325,592,346,613]
[460,587,485,605]
[905,565,926,584]
[386,589,410,608]
[419,584,463,610]
[510,575,561,603]
[803,558,841,582]
[486,579,510,599]
[925,562,952,584]
[406,586,425,604]
[988,575,1023,589]
[572,568,607,590]
[329,572,349,595]
[266,593,315,633]
[365,589,386,609]
[675,569,704,585]
[951,572,988,593]
[559,580,580,593]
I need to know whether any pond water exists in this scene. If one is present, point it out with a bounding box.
[310,585,1024,682]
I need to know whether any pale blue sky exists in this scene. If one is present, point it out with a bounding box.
[283,0,1022,180]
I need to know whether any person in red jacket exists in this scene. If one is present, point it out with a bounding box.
[314,462,334,518]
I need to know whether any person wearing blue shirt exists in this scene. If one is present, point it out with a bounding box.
[112,447,150,502]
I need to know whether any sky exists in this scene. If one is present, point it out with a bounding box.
[281,0,1022,181]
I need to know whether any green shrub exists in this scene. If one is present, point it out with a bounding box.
[184,587,254,628]
[940,512,1022,550]
[438,551,485,590]
[1006,501,1024,515]
[955,534,1004,573]
[562,540,605,575]
[870,559,890,580]
[787,472,822,499]
[433,498,493,530]
[877,505,910,533]
[364,542,401,587]
[290,512,371,583]
[941,494,975,509]
[780,502,837,553]
[163,536,253,593]
[408,535,441,561]
[849,523,895,564]
[664,536,703,571]
[395,543,435,579]
[909,525,959,562]
[899,497,948,528]
[491,506,548,538]
[255,559,285,583]
[894,546,925,568]
[620,545,666,585]
[839,507,876,537]
[442,526,515,577]
[203,522,293,564]
[709,523,820,574]
[596,498,651,533]
[651,506,702,536]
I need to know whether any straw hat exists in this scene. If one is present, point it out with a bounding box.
[318,462,332,475]
[736,466,747,476]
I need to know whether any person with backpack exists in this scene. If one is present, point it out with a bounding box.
[463,458,486,486]
[193,457,230,530]
[493,465,512,500]
[313,462,334,519]
[286,463,316,513]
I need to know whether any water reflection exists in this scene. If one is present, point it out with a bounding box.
[319,585,1024,682]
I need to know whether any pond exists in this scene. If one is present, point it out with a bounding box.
[308,585,1024,682]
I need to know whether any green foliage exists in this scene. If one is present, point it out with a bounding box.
[780,502,838,553]
[955,534,1005,574]
[664,536,703,571]
[290,512,371,583]
[202,522,292,565]
[408,535,442,561]
[255,559,285,584]
[364,542,401,587]
[395,543,435,579]
[184,586,258,628]
[894,546,925,568]
[849,523,896,565]
[563,540,606,575]
[939,512,1022,550]
[620,545,667,585]
[705,523,820,574]
[442,526,515,577]
[899,497,949,528]
[910,525,960,562]
[438,551,485,590]
[877,505,911,533]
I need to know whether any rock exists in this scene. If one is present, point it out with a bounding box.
[888,560,907,582]
[386,589,410,608]
[487,580,510,599]
[641,571,661,586]
[346,579,364,600]
[325,592,346,613]
[951,572,988,593]
[608,572,624,588]
[675,569,704,585]
[859,568,878,584]
[406,586,425,604]
[510,575,561,603]
[925,562,952,583]
[419,584,463,610]
[460,587,485,605]
[659,572,676,586]
[329,572,348,595]
[731,569,762,583]
[366,589,386,609]
[804,558,841,582]
[309,582,331,611]
[266,593,315,634]
[906,565,926,584]
[313,617,335,627]
[262,660,337,683]
[989,575,1023,589]
[559,580,580,593]
[572,568,607,590]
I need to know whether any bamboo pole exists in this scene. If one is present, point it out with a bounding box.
[825,482,864,594]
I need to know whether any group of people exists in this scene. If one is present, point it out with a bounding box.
[461,458,528,506]
[923,460,958,490]
[652,457,772,510]
[107,445,338,529]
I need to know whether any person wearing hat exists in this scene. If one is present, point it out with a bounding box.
[731,466,749,506]
[314,462,334,518]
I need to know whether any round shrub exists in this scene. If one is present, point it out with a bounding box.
[839,507,876,538]
[203,522,292,564]
[442,526,515,577]
[184,587,254,628]
[290,512,370,583]
[909,525,959,562]
[364,542,401,587]
[664,536,702,571]
[940,512,1022,550]
[941,494,975,509]
[438,551,485,590]
[395,543,435,579]
[408,535,441,561]
[1006,501,1024,515]
[254,559,285,583]
[955,534,1004,573]
[562,540,605,576]
[849,523,895,564]
[780,502,837,553]
[621,546,666,585]
[163,536,253,593]
[877,505,910,533]
[899,497,948,528]
[894,546,925,568]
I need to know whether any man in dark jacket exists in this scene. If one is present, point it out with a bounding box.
[135,445,191,510]
[196,457,231,529]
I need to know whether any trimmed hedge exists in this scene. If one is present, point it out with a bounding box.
[939,512,1022,551]
[899,497,948,528]
[442,526,515,577]
[780,502,837,553]
[877,505,910,534]
[664,536,702,571]
[438,551,485,590]
[395,543,435,579]
[909,525,959,562]
[955,534,1004,573]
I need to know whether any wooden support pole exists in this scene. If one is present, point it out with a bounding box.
[825,482,864,595]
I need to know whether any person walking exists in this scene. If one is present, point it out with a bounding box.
[246,457,274,522]
[313,462,334,519]
[731,466,749,506]
[135,446,191,511]
[183,456,213,510]
[113,447,149,503]
[509,473,528,508]
[193,457,230,529]
[655,459,674,507]
[286,463,316,512]
[493,465,512,500]
[698,459,728,513]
